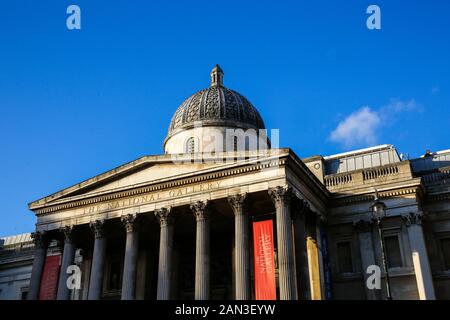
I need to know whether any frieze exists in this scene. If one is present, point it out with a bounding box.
[81,180,222,215]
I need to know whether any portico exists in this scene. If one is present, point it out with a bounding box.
[27,149,328,300]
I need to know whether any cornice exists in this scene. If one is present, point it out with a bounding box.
[285,150,330,198]
[330,184,423,206]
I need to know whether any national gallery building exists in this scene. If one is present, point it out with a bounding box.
[1,66,449,300]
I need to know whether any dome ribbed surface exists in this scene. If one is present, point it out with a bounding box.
[167,85,265,138]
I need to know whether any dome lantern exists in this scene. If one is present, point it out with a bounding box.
[210,64,224,87]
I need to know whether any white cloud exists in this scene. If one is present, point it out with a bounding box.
[329,106,380,148]
[329,98,422,149]
[431,86,440,95]
[381,98,422,113]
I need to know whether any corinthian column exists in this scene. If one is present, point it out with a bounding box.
[292,199,310,300]
[88,220,106,300]
[121,214,139,300]
[228,193,250,300]
[269,186,298,300]
[403,212,436,300]
[28,231,50,300]
[190,200,210,300]
[155,207,174,300]
[353,220,378,300]
[57,226,76,300]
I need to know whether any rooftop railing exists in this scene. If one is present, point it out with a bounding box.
[324,161,413,191]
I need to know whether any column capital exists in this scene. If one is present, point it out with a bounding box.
[402,212,423,226]
[268,186,293,208]
[60,225,75,243]
[227,193,248,215]
[190,200,210,221]
[121,214,138,233]
[291,197,309,221]
[353,219,373,233]
[154,207,174,227]
[31,231,50,249]
[90,220,106,239]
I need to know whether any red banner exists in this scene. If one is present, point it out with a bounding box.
[253,219,276,300]
[39,254,61,300]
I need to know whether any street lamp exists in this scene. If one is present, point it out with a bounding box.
[370,190,392,300]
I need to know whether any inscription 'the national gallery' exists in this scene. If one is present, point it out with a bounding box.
[82,181,222,215]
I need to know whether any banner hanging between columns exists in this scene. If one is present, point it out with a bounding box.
[39,254,61,300]
[253,219,276,300]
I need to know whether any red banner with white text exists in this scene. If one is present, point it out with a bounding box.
[253,219,276,300]
[39,254,61,300]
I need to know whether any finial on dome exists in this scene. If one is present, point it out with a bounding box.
[210,64,224,87]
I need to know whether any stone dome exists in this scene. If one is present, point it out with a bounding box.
[165,65,266,142]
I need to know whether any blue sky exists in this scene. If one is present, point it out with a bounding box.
[0,0,449,236]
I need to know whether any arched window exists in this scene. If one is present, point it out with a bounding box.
[233,136,238,152]
[186,137,196,153]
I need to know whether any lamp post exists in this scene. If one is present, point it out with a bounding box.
[370,190,392,300]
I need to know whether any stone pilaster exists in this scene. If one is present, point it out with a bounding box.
[57,226,76,300]
[268,186,298,300]
[121,214,139,300]
[403,212,436,300]
[353,220,378,300]
[155,207,174,300]
[228,193,250,300]
[190,200,210,300]
[27,231,50,300]
[88,220,106,300]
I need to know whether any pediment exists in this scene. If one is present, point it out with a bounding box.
[28,154,227,210]
[28,149,323,213]
[82,162,219,195]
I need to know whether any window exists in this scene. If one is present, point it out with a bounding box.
[384,235,403,268]
[186,137,196,153]
[440,238,450,270]
[337,241,353,273]
[21,290,28,300]
[233,136,238,152]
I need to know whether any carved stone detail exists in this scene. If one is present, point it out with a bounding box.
[227,193,247,215]
[268,186,293,208]
[60,225,74,243]
[121,214,138,233]
[403,212,423,226]
[31,231,49,249]
[154,207,173,227]
[90,220,105,239]
[190,200,210,221]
